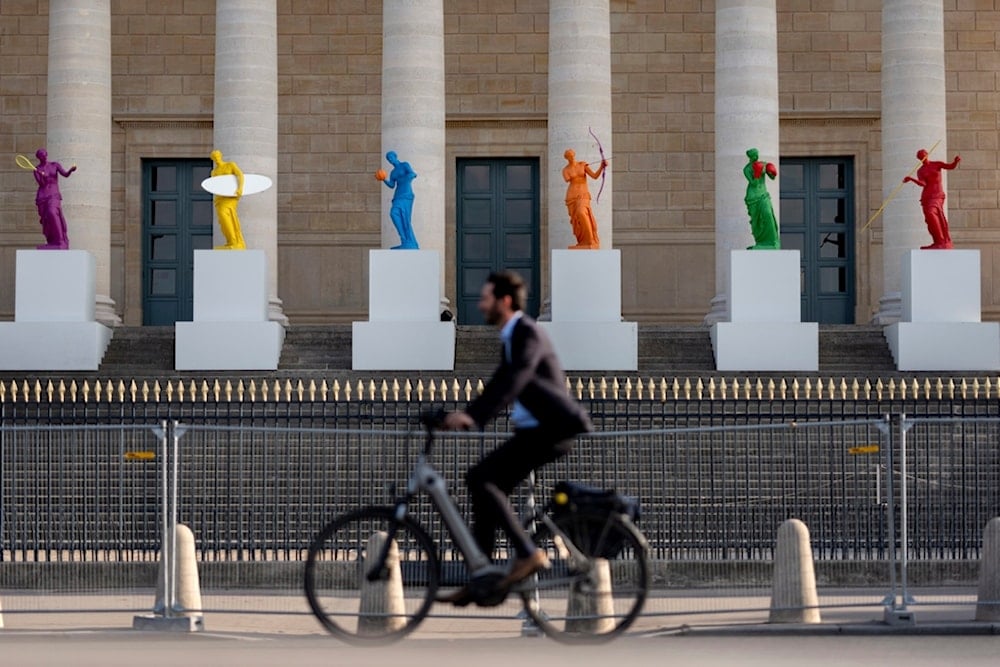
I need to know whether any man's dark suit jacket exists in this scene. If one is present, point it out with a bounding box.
[465,314,592,439]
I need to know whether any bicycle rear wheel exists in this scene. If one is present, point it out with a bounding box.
[304,506,439,644]
[520,510,649,643]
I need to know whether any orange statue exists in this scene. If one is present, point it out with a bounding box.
[562,148,606,249]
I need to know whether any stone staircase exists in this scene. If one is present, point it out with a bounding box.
[818,325,897,374]
[637,325,717,371]
[0,321,916,384]
[277,325,352,370]
[94,326,176,374]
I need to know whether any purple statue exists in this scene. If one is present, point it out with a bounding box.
[32,148,76,249]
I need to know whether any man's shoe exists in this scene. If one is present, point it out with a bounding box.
[500,550,551,588]
[435,585,475,607]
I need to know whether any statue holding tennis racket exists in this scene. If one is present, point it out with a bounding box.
[17,149,76,249]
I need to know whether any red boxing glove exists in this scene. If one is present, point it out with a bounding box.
[765,162,777,178]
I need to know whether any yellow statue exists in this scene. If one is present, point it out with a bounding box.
[562,148,606,249]
[210,149,246,250]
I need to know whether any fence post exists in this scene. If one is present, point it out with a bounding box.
[876,414,897,607]
[882,412,915,626]
[133,421,202,632]
[975,517,1000,622]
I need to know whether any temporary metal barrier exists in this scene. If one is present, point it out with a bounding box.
[2,410,998,632]
[879,414,1000,624]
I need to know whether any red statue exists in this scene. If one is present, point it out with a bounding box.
[902,149,960,250]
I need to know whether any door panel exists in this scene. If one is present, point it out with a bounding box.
[456,159,540,324]
[779,157,855,324]
[142,159,213,325]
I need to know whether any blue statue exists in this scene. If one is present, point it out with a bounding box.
[375,151,419,249]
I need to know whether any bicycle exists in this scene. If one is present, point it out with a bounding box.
[303,413,650,644]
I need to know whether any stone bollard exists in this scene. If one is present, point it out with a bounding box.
[566,558,615,634]
[769,518,821,624]
[975,517,1000,622]
[358,531,406,636]
[135,523,204,631]
[153,523,204,620]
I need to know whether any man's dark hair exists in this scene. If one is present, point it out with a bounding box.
[487,270,527,312]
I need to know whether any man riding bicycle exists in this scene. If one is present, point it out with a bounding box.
[438,270,593,605]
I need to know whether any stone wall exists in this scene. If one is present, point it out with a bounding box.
[1,2,999,325]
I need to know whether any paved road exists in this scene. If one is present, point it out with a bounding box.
[2,588,999,666]
[2,632,1000,667]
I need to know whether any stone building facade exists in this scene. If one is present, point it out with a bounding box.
[1,1,998,328]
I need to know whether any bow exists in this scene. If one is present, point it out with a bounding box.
[588,126,606,205]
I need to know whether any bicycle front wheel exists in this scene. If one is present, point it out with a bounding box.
[304,506,439,644]
[520,510,649,643]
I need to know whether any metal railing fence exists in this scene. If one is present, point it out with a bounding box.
[2,397,999,627]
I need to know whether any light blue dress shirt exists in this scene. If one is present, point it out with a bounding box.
[500,311,540,429]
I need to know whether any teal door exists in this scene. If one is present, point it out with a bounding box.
[456,159,540,324]
[779,157,856,324]
[142,159,214,325]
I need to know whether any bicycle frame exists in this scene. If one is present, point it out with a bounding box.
[368,425,591,589]
[370,427,505,583]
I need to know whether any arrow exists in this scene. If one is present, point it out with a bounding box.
[862,138,941,232]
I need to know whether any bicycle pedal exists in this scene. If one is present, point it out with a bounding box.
[474,587,509,608]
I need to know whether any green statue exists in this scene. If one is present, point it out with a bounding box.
[744,148,780,250]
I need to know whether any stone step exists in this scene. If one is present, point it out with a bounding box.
[2,322,911,381]
[278,325,352,370]
[638,325,716,371]
[818,325,897,373]
[97,326,175,372]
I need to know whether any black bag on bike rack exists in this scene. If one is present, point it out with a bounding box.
[550,480,641,558]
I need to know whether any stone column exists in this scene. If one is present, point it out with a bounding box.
[548,0,613,253]
[381,0,446,307]
[706,0,780,324]
[875,0,947,324]
[47,0,119,326]
[214,0,286,325]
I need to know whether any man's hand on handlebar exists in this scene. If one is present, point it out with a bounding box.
[442,411,475,431]
[419,408,474,431]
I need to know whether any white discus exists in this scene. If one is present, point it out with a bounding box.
[201,173,272,196]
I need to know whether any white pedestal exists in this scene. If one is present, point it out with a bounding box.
[175,250,284,370]
[885,250,1000,371]
[352,250,455,370]
[728,250,802,322]
[15,250,98,321]
[538,250,637,371]
[0,250,112,370]
[902,249,982,322]
[0,322,112,371]
[900,250,982,322]
[711,250,818,371]
[191,250,269,321]
[711,321,819,372]
[886,322,1000,371]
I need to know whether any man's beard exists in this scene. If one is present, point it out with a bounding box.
[483,304,502,326]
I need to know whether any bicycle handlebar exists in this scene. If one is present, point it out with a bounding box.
[419,409,446,455]
[420,408,446,431]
